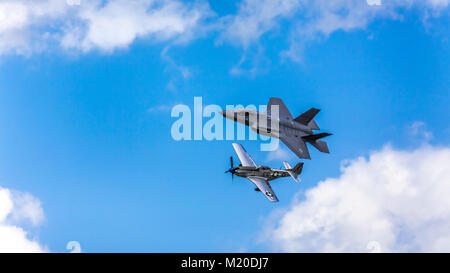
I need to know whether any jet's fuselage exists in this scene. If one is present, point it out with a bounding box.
[220,109,313,139]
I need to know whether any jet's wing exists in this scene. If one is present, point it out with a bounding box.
[232,143,256,167]
[248,177,279,202]
[280,135,311,159]
[267,97,293,121]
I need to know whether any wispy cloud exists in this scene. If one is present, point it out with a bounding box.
[221,0,450,64]
[407,121,434,142]
[217,0,299,49]
[161,46,192,79]
[147,104,178,114]
[265,146,294,162]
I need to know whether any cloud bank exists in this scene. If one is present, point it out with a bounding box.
[264,145,450,252]
[0,0,448,56]
[0,187,46,252]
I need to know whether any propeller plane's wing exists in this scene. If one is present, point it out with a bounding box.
[231,143,279,202]
[232,143,256,167]
[248,177,279,202]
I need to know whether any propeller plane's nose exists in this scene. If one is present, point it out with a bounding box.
[225,167,235,174]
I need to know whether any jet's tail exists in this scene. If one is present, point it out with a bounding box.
[310,140,329,154]
[294,108,320,130]
[302,133,332,154]
[294,108,320,128]
[283,162,304,182]
[308,119,320,130]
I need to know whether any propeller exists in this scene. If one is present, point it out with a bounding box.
[225,156,235,181]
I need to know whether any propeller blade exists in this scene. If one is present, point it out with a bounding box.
[230,156,234,168]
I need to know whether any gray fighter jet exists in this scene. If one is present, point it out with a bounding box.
[225,143,304,202]
[220,98,332,159]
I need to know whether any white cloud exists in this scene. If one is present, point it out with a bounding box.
[0,0,213,55]
[0,0,69,55]
[0,187,46,253]
[263,145,450,252]
[9,191,45,226]
[62,0,213,52]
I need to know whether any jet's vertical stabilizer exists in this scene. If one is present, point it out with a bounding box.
[294,108,320,125]
[308,119,320,130]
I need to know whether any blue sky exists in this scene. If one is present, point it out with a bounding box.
[0,0,449,252]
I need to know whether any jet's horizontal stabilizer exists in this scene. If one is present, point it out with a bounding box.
[302,132,332,143]
[310,140,329,154]
[294,108,320,126]
[302,133,331,154]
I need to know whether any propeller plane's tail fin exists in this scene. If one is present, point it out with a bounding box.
[283,162,304,182]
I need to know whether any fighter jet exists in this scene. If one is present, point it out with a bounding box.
[219,98,332,159]
[225,143,304,202]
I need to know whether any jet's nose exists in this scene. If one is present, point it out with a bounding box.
[219,110,226,117]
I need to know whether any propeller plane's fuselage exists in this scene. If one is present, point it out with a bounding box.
[228,165,291,181]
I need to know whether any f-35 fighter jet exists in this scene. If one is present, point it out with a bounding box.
[225,143,304,202]
[220,98,332,159]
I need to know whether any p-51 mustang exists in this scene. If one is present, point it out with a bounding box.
[225,143,304,202]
